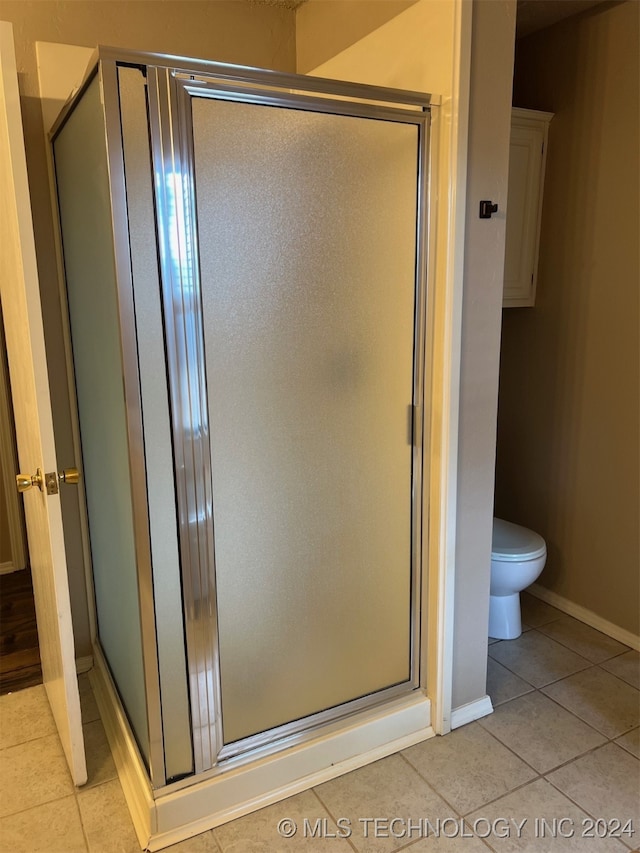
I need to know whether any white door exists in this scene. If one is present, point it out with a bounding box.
[0,21,86,785]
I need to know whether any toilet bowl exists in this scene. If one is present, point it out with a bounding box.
[489,518,547,640]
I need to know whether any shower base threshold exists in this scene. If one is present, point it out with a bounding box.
[90,646,433,851]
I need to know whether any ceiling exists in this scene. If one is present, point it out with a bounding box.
[516,0,608,37]
[249,0,609,39]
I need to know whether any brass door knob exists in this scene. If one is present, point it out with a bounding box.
[16,469,43,493]
[16,467,79,495]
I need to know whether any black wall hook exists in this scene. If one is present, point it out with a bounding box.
[479,200,499,219]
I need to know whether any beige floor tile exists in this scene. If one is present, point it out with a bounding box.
[547,744,640,848]
[314,753,456,853]
[600,651,640,690]
[163,831,220,851]
[541,667,640,739]
[0,685,57,749]
[77,778,139,853]
[78,673,101,724]
[400,829,492,851]
[402,722,536,816]
[520,593,564,628]
[615,728,640,759]
[487,657,535,706]
[0,795,86,853]
[0,733,74,817]
[83,719,117,788]
[489,630,591,688]
[213,789,352,852]
[466,777,629,852]
[478,691,606,773]
[538,617,630,664]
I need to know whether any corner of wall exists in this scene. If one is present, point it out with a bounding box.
[451,0,517,710]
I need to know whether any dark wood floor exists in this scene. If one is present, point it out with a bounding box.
[0,568,42,694]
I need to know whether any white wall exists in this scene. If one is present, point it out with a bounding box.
[453,0,516,708]
[296,0,418,74]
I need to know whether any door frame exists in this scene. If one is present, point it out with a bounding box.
[422,0,473,737]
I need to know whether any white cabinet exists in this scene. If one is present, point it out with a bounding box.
[503,107,553,307]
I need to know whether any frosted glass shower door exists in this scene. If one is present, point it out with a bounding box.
[53,75,149,760]
[191,97,422,747]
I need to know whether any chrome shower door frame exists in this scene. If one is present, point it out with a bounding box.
[145,58,432,778]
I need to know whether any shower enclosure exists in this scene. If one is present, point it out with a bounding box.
[51,47,433,846]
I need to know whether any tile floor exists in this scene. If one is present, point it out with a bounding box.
[0,592,638,852]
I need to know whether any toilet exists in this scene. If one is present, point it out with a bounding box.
[489,518,547,640]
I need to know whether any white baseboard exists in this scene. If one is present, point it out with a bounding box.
[0,561,16,575]
[528,584,640,651]
[75,655,93,674]
[451,695,493,729]
[89,646,154,849]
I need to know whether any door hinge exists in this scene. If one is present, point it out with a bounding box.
[410,404,422,446]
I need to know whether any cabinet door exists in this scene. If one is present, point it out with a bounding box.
[503,123,545,307]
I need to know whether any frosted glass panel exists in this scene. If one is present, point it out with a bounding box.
[193,98,418,744]
[54,77,149,760]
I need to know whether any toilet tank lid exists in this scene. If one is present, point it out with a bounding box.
[492,518,546,561]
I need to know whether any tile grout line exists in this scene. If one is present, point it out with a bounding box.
[71,786,91,853]
[537,681,639,741]
[312,769,496,853]
[535,622,632,661]
[459,697,634,815]
[613,727,640,759]
[0,788,79,822]
[207,824,225,853]
[399,736,561,850]
[594,660,640,692]
[486,674,615,742]
[543,760,639,852]
[518,609,563,629]
[490,619,638,691]
[482,642,639,848]
[488,638,596,690]
[399,719,549,819]
[0,726,59,752]
[487,647,536,686]
[483,674,638,776]
[310,786,359,853]
[380,820,497,853]
[398,749,467,819]
[542,737,632,779]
